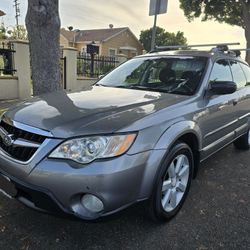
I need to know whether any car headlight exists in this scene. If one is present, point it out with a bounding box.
[49,134,137,164]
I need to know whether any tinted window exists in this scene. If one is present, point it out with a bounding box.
[210,60,232,82]
[240,63,250,86]
[230,61,246,88]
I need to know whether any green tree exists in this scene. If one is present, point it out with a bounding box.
[0,24,7,40]
[139,27,187,52]
[179,0,250,63]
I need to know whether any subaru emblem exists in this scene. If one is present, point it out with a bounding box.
[0,127,14,147]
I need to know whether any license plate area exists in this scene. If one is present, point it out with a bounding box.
[0,174,17,198]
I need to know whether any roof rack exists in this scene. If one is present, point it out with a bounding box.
[152,42,240,53]
[231,48,250,57]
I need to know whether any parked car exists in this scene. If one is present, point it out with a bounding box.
[0,43,250,222]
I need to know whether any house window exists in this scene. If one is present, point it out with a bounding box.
[109,48,117,56]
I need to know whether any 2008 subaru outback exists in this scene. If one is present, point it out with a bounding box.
[0,43,250,222]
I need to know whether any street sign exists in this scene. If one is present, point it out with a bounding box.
[149,0,168,16]
[150,0,168,50]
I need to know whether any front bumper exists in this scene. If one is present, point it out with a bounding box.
[0,144,166,220]
[0,173,66,214]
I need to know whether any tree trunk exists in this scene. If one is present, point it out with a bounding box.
[26,0,61,96]
[245,26,250,64]
[241,1,250,64]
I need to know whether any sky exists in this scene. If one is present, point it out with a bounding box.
[0,0,246,49]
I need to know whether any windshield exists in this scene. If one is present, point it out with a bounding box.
[97,56,208,95]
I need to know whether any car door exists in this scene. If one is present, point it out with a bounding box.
[230,61,250,137]
[200,59,240,158]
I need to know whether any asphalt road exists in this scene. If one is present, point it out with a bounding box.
[0,145,249,250]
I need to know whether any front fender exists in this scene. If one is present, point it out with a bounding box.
[154,120,202,151]
[137,121,202,199]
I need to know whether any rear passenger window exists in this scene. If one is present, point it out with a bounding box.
[240,63,250,86]
[230,61,247,89]
[210,60,232,82]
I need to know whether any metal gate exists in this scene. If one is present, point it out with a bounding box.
[0,42,16,76]
[60,56,66,89]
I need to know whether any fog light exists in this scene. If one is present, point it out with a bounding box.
[81,194,104,213]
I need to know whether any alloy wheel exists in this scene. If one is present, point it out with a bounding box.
[161,154,190,212]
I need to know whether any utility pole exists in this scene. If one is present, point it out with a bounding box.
[13,0,20,38]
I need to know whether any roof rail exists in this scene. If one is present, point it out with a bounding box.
[152,42,240,52]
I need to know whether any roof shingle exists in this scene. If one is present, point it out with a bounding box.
[61,27,128,43]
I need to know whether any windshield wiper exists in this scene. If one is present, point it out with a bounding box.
[111,85,171,93]
[96,84,131,89]
[128,86,171,93]
[113,85,130,89]
[112,85,154,91]
[96,84,173,94]
[95,83,107,86]
[101,85,139,89]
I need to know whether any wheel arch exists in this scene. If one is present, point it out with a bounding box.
[175,133,200,178]
[155,121,202,178]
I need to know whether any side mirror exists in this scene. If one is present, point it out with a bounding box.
[209,81,237,95]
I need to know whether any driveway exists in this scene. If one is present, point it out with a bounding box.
[0,144,249,250]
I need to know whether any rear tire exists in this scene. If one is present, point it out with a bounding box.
[148,142,194,222]
[234,130,250,150]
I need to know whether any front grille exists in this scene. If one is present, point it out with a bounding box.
[0,121,46,162]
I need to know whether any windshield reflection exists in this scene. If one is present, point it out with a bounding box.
[97,56,208,96]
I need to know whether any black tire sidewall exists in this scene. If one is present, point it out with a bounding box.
[234,129,250,150]
[245,130,250,147]
[244,130,250,148]
[152,142,194,221]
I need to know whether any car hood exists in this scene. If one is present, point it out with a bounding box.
[4,86,189,138]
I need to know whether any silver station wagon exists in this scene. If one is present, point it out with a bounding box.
[0,43,250,222]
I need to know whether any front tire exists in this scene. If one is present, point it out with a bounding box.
[234,130,250,150]
[149,142,194,222]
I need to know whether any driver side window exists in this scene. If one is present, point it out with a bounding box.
[210,60,233,82]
